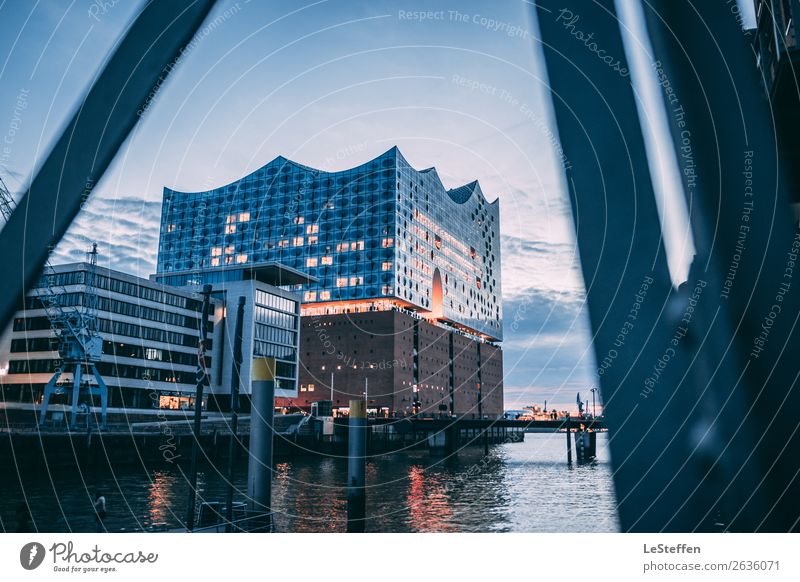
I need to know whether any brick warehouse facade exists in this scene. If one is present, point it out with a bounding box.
[277,309,503,418]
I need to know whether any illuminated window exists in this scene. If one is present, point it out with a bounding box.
[226,215,237,224]
[304,291,317,301]
[300,384,307,392]
[307,236,318,244]
[381,285,392,295]
[293,237,304,246]
[307,384,315,392]
[336,243,347,253]
[293,216,305,224]
[321,256,333,265]
[382,262,392,271]
[239,212,250,222]
[236,254,248,264]
[320,291,331,300]
[349,276,363,286]
[166,224,176,232]
[225,246,235,255]
[225,225,236,234]
[211,258,220,266]
[382,238,394,248]
[306,224,318,234]
[476,277,481,289]
[278,240,289,248]
[306,257,318,267]
[351,241,365,251]
[336,277,348,287]
[211,247,222,257]
[225,256,234,264]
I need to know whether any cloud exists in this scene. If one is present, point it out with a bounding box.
[500,287,597,411]
[51,195,162,276]
[501,232,584,302]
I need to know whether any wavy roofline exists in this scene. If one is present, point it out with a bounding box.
[165,146,499,205]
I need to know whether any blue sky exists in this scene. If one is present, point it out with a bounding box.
[0,0,755,410]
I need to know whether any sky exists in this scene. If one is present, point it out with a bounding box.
[0,0,755,411]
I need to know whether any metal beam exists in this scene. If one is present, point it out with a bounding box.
[535,0,800,531]
[0,0,218,333]
[644,0,800,532]
[534,0,714,531]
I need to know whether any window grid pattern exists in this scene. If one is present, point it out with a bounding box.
[157,147,502,339]
[252,288,300,390]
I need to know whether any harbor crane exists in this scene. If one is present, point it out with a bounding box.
[1,176,107,428]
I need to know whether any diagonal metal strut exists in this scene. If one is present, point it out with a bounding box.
[0,0,218,333]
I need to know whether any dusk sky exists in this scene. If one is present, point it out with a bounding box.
[0,0,754,410]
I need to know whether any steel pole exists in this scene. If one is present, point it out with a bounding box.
[225,296,246,532]
[247,357,276,532]
[347,399,367,532]
[565,414,572,465]
[186,284,212,531]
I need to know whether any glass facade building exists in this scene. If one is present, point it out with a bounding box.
[206,278,301,402]
[157,147,502,340]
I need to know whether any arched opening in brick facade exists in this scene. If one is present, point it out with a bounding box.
[431,268,444,320]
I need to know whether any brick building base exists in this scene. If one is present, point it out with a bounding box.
[276,310,503,418]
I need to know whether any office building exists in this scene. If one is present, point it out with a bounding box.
[0,262,216,412]
[0,262,302,416]
[171,268,304,409]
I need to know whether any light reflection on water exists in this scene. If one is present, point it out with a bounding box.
[1,433,619,533]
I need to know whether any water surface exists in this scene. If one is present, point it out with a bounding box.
[0,433,619,533]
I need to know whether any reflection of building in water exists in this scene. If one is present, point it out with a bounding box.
[406,466,457,533]
[153,147,504,418]
[147,470,179,528]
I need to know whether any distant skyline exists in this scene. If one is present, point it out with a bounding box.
[0,0,754,410]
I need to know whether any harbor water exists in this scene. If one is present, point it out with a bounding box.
[0,432,619,533]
